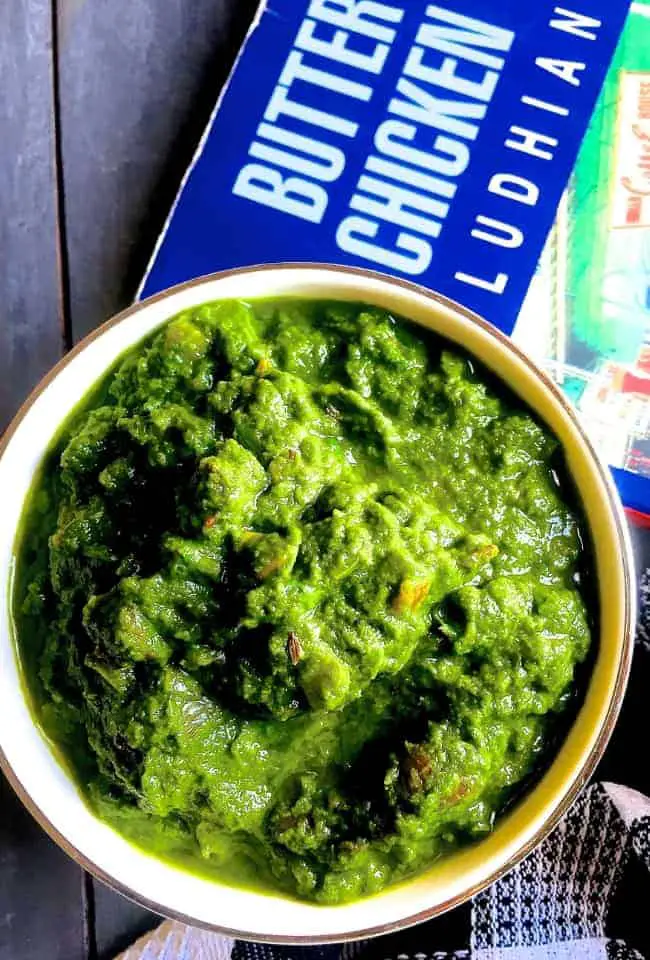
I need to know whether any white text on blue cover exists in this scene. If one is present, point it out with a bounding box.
[233,1,601,297]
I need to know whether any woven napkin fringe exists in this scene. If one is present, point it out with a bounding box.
[116,920,233,960]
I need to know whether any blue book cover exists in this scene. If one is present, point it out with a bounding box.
[139,0,642,504]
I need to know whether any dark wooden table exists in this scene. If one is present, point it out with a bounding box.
[0,2,258,956]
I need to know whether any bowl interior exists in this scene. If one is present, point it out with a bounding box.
[0,266,634,942]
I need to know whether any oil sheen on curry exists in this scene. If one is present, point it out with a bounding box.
[14,299,591,904]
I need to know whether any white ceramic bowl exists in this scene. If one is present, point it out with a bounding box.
[0,265,635,943]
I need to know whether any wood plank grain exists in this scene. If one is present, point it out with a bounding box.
[92,881,159,960]
[0,0,65,430]
[57,0,260,342]
[0,4,85,956]
[0,777,86,960]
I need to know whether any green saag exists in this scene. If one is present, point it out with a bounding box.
[13,299,591,903]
